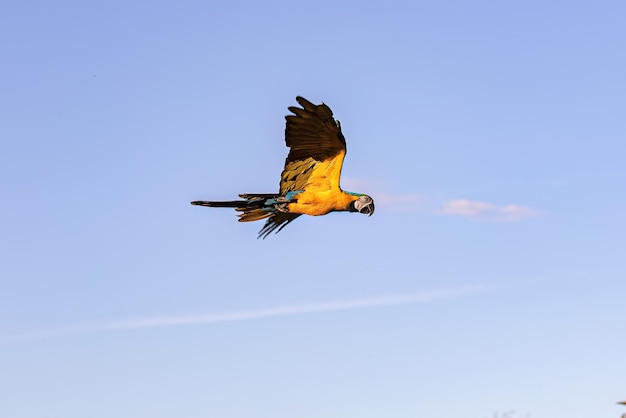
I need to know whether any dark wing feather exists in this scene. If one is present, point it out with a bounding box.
[258,213,302,239]
[284,96,346,162]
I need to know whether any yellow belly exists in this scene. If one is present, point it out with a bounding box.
[287,190,356,216]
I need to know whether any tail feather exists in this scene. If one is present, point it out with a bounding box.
[239,193,277,199]
[191,194,301,238]
[190,200,246,208]
[238,208,273,222]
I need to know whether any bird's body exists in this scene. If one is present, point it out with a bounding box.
[191,96,374,238]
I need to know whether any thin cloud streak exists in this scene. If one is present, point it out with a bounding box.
[6,284,491,342]
[441,199,540,222]
[113,284,487,330]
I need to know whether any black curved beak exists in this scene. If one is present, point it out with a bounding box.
[360,202,375,216]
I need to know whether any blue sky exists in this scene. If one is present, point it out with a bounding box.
[1,1,625,417]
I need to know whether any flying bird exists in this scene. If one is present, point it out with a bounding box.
[191,96,375,238]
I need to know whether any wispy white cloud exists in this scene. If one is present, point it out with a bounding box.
[440,199,539,222]
[5,284,491,342]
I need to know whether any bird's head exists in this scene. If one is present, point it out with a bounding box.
[349,194,375,216]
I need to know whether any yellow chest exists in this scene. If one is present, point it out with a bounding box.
[287,190,356,216]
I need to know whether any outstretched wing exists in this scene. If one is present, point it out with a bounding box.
[280,96,347,194]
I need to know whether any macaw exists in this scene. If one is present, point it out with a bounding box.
[191,96,375,238]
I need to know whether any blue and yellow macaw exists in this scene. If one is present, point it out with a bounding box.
[191,96,375,238]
